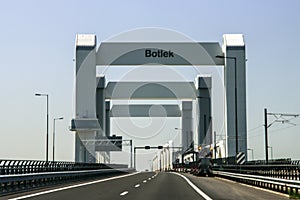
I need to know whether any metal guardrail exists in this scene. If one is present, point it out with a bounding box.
[0,159,127,175]
[173,157,300,195]
[0,159,133,195]
[213,164,300,181]
[214,171,300,195]
[1,167,135,195]
[213,157,300,166]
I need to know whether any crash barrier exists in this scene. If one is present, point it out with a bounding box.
[214,171,300,195]
[213,157,299,166]
[0,159,127,175]
[213,164,300,181]
[0,159,132,195]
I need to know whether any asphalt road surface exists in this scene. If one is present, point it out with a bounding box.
[4,172,289,200]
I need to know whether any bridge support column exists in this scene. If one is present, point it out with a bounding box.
[74,34,98,163]
[96,76,108,163]
[223,34,247,159]
[181,101,193,152]
[195,76,212,147]
[96,76,106,139]
[105,100,111,163]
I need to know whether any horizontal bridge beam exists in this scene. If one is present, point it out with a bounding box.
[110,104,181,117]
[96,42,224,66]
[105,82,197,100]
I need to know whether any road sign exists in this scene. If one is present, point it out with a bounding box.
[237,152,245,165]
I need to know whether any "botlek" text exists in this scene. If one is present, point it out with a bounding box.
[145,49,174,58]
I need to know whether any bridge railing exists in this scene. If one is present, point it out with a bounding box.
[212,161,300,195]
[213,157,299,165]
[172,157,300,195]
[213,164,300,181]
[0,159,127,175]
[214,171,300,195]
[0,159,133,196]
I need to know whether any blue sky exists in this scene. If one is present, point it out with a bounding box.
[0,0,300,170]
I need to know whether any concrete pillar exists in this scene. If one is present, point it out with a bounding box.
[181,101,193,152]
[74,34,97,163]
[195,76,212,147]
[105,100,110,163]
[105,101,110,136]
[96,76,111,163]
[96,76,106,138]
[222,34,247,159]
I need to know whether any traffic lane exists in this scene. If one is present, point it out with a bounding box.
[8,172,155,200]
[183,173,289,200]
[122,172,206,200]
[2,172,134,200]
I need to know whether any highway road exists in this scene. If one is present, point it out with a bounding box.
[4,172,289,200]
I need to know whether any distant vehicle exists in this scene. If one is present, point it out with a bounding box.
[195,147,213,176]
[196,157,213,176]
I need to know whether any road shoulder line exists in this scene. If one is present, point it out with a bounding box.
[170,172,213,200]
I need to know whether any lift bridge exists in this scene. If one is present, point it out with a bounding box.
[70,33,247,164]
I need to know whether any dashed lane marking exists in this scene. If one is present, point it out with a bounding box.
[134,184,140,188]
[120,191,129,196]
[120,191,128,196]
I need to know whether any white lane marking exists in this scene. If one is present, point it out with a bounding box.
[143,180,147,183]
[171,172,213,200]
[148,178,151,180]
[9,172,140,200]
[120,191,129,196]
[134,184,140,188]
[152,176,154,178]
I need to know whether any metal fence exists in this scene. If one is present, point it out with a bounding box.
[214,171,300,195]
[0,159,127,175]
[0,159,132,196]
[213,164,300,181]
[172,157,300,195]
[213,157,300,166]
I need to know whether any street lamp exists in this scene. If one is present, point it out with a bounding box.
[53,117,64,162]
[35,93,49,162]
[216,55,238,159]
[247,148,254,161]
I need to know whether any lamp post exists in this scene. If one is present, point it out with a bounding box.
[216,55,238,159]
[35,93,49,162]
[247,148,254,161]
[53,117,64,162]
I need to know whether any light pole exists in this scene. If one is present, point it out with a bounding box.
[247,148,254,161]
[130,140,133,168]
[53,117,64,162]
[216,55,238,159]
[264,108,269,164]
[35,93,49,162]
